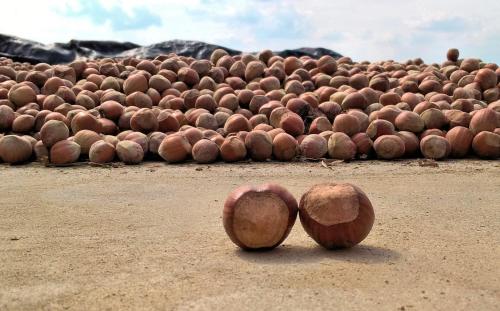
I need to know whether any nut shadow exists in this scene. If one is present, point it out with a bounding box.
[235,244,401,265]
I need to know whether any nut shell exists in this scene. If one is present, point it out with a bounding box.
[50,140,81,165]
[220,137,247,162]
[158,134,192,163]
[374,135,405,160]
[299,183,375,249]
[445,126,473,158]
[116,140,144,164]
[420,135,451,160]
[327,132,356,160]
[223,183,298,250]
[192,139,219,163]
[0,135,32,164]
[272,132,299,161]
[300,134,327,159]
[472,131,500,158]
[245,130,273,161]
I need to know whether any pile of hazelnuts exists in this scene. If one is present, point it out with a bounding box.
[0,47,498,165]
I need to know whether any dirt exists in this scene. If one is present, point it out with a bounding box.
[0,160,499,310]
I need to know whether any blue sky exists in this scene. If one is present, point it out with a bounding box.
[1,0,499,63]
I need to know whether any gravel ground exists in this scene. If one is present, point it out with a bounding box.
[0,160,499,310]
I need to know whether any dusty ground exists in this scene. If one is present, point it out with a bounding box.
[0,159,499,310]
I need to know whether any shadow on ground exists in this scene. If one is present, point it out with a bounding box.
[235,244,401,265]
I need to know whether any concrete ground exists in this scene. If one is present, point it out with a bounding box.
[0,160,499,310]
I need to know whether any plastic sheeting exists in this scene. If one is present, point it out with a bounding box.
[0,34,342,64]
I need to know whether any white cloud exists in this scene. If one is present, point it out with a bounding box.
[0,0,498,63]
[288,0,500,63]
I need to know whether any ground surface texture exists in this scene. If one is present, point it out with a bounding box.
[0,160,499,310]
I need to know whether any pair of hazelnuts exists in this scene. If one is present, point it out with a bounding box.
[223,182,375,250]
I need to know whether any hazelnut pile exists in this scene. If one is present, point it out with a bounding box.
[0,48,499,165]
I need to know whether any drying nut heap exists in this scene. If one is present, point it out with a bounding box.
[0,48,499,165]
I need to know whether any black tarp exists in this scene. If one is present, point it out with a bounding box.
[0,34,341,64]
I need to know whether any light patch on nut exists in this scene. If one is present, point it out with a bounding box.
[233,191,289,248]
[304,184,359,226]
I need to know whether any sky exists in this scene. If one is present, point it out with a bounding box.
[1,0,499,63]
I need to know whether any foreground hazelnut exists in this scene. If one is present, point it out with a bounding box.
[299,183,375,249]
[223,183,298,250]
